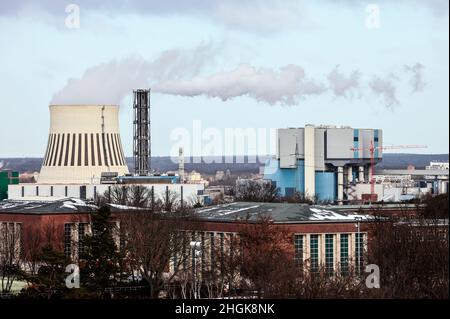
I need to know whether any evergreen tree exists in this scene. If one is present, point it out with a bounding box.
[80,206,121,298]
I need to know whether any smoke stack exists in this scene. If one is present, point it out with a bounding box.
[39,105,129,184]
[179,147,185,184]
[133,89,151,176]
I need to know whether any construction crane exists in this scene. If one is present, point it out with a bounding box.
[350,142,427,198]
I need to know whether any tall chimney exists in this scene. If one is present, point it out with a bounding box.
[133,89,150,175]
[179,147,185,183]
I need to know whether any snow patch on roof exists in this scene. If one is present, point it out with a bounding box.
[108,203,143,210]
[310,207,370,221]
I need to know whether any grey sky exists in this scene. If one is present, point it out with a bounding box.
[0,0,448,157]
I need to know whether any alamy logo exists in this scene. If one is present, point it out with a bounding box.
[65,4,80,29]
[65,264,80,289]
[365,264,380,288]
[365,4,381,29]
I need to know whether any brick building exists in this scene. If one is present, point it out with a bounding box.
[0,198,422,276]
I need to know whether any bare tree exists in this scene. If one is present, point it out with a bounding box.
[367,214,449,298]
[120,210,194,298]
[235,180,280,202]
[0,222,22,293]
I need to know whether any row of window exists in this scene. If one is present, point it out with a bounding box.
[0,222,22,260]
[175,231,236,276]
[64,223,90,259]
[294,233,365,275]
[43,133,125,167]
[21,185,94,200]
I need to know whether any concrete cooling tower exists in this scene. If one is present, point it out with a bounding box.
[38,105,129,184]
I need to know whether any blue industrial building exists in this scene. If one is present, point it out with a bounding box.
[264,159,336,201]
[263,125,382,203]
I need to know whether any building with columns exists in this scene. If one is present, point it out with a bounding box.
[264,125,382,204]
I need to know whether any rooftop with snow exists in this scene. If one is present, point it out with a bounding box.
[195,202,372,224]
[0,197,97,214]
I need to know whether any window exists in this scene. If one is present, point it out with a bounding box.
[310,234,319,273]
[50,186,54,197]
[219,232,225,272]
[119,232,126,255]
[191,232,196,275]
[36,186,39,196]
[65,186,68,197]
[64,223,73,259]
[21,186,24,197]
[340,234,349,275]
[182,232,188,271]
[201,232,205,275]
[294,234,304,268]
[78,223,87,258]
[210,232,215,273]
[325,234,334,275]
[80,186,86,200]
[355,233,364,275]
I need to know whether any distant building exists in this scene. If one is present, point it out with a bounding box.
[186,202,373,275]
[375,163,449,199]
[264,125,382,204]
[0,170,19,200]
[426,161,449,171]
[215,170,225,181]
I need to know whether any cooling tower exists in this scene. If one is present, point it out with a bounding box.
[38,105,129,184]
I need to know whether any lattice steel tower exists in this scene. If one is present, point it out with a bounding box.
[133,89,150,175]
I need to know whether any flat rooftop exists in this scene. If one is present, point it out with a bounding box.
[195,202,371,224]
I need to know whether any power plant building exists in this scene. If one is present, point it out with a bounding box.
[7,102,205,203]
[38,105,129,184]
[264,125,382,203]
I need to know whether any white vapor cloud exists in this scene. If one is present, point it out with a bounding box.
[52,46,426,108]
[153,64,326,106]
[369,75,399,108]
[327,66,361,98]
[404,63,426,93]
[51,44,217,105]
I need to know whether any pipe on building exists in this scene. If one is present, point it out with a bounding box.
[347,165,353,183]
[337,166,344,205]
[304,125,315,199]
[358,166,365,183]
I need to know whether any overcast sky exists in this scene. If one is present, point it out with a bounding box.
[0,0,448,157]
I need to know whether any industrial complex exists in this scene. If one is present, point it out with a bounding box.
[0,87,448,297]
[264,125,382,203]
[263,126,448,204]
[6,90,205,204]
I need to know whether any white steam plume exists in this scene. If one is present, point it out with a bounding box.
[153,64,326,106]
[369,75,399,108]
[51,44,216,105]
[327,66,361,98]
[404,63,426,93]
[52,48,426,108]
